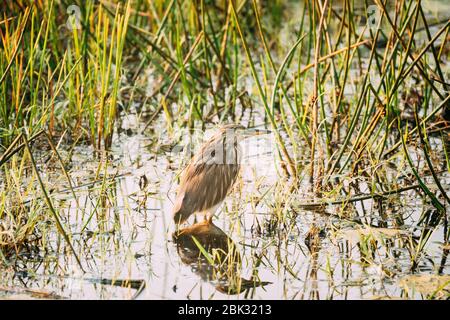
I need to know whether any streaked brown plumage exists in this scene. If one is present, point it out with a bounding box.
[172,124,269,224]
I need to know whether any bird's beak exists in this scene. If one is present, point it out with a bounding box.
[243,128,271,137]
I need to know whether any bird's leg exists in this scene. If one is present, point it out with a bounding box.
[203,212,213,224]
[204,204,219,224]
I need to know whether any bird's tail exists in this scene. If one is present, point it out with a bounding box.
[172,195,190,225]
[173,207,186,225]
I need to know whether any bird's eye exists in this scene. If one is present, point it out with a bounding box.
[211,150,215,157]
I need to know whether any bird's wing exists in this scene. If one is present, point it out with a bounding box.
[177,162,233,213]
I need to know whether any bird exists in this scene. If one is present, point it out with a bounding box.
[172,124,270,225]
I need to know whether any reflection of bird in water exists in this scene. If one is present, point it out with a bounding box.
[173,221,270,295]
[172,124,270,225]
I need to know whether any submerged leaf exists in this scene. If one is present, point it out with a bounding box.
[399,274,450,299]
[337,227,409,244]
